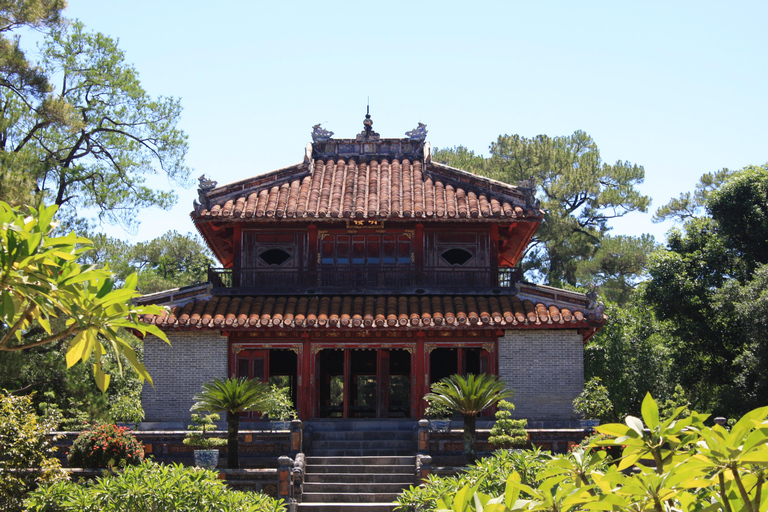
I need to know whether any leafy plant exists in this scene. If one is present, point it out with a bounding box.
[0,391,67,512]
[424,373,513,463]
[488,400,528,449]
[424,398,453,420]
[260,385,297,421]
[25,461,287,511]
[183,412,226,449]
[0,201,169,391]
[572,376,613,421]
[190,377,270,469]
[67,423,143,469]
[418,393,768,512]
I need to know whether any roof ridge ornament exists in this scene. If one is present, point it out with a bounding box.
[311,123,334,143]
[194,174,218,213]
[356,105,380,141]
[405,122,428,142]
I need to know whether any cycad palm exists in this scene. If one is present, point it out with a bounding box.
[191,377,269,469]
[424,373,512,463]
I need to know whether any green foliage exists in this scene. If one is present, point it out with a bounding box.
[191,377,270,469]
[424,398,453,420]
[260,385,297,421]
[572,377,613,421]
[574,233,658,305]
[1,13,190,229]
[489,400,528,449]
[394,448,551,512]
[707,163,768,269]
[0,201,169,391]
[25,460,287,512]
[425,373,513,463]
[434,131,650,287]
[0,0,65,100]
[583,298,676,421]
[67,423,143,469]
[653,167,734,223]
[183,412,226,449]
[79,230,214,293]
[417,394,768,512]
[641,164,768,417]
[0,391,67,511]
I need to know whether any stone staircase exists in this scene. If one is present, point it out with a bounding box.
[298,420,416,512]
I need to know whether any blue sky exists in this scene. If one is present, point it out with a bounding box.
[54,0,768,245]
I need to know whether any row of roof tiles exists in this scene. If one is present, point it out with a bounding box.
[196,160,538,221]
[140,294,604,330]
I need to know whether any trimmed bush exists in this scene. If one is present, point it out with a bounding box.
[25,461,287,512]
[67,423,143,468]
[0,392,67,512]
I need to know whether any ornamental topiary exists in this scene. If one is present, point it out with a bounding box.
[488,399,528,449]
[67,423,143,468]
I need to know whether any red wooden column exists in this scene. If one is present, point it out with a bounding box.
[308,224,317,272]
[377,349,390,418]
[414,331,426,418]
[299,333,312,419]
[343,349,351,419]
[233,224,242,286]
[414,223,424,270]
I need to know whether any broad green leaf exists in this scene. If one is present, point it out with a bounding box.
[505,472,521,508]
[93,363,110,393]
[641,392,660,430]
[625,415,645,437]
[596,423,633,438]
[65,331,88,367]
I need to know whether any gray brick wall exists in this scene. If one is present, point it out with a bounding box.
[142,331,228,425]
[498,330,583,420]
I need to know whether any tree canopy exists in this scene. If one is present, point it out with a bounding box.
[640,163,768,416]
[434,130,651,290]
[1,5,189,230]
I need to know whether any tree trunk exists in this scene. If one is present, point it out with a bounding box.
[463,412,477,464]
[227,412,240,469]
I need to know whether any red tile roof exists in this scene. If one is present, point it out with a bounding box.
[194,160,541,222]
[138,293,605,340]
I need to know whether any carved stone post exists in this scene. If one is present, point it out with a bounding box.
[418,419,430,452]
[415,454,433,484]
[277,456,294,500]
[290,419,303,455]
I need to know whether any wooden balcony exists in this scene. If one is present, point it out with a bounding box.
[208,266,520,295]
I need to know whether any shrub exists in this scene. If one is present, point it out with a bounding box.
[488,400,528,449]
[415,394,768,512]
[25,461,287,512]
[0,392,68,512]
[260,385,297,421]
[67,423,143,468]
[394,447,551,511]
[572,376,613,421]
[183,412,227,449]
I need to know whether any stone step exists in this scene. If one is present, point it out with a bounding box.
[305,464,414,474]
[306,455,414,466]
[298,503,397,512]
[308,420,416,432]
[311,430,413,441]
[304,482,410,494]
[305,472,413,484]
[302,492,401,503]
[311,439,412,450]
[310,448,413,457]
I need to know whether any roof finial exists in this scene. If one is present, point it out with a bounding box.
[358,99,379,140]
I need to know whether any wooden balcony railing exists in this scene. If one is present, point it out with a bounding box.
[208,266,519,294]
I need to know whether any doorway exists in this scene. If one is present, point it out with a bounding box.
[317,348,411,419]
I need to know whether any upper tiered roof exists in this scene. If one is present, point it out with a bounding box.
[193,118,542,224]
